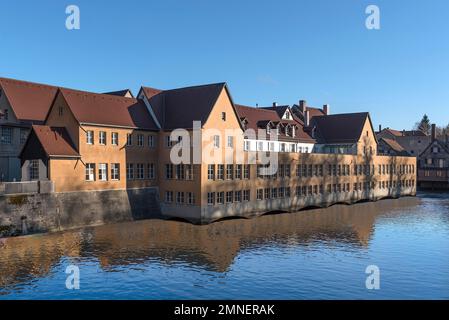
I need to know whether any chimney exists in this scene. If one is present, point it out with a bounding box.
[379,124,382,132]
[323,104,330,115]
[431,124,436,141]
[273,102,277,107]
[305,110,310,127]
[299,100,307,114]
[402,129,405,137]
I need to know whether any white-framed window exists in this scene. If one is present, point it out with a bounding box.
[165,164,174,179]
[235,165,242,179]
[176,192,184,204]
[126,133,132,146]
[269,142,275,152]
[176,164,185,180]
[99,163,108,181]
[217,164,224,180]
[217,192,224,204]
[208,164,215,180]
[227,136,234,148]
[185,164,194,180]
[234,191,242,202]
[266,125,271,135]
[280,143,286,152]
[29,160,39,181]
[187,192,195,205]
[86,131,94,145]
[165,136,172,148]
[147,163,155,179]
[148,135,155,148]
[137,163,144,179]
[243,165,250,179]
[99,131,106,145]
[111,163,120,180]
[126,163,134,180]
[226,191,233,203]
[244,140,250,151]
[213,135,220,148]
[258,141,264,151]
[165,191,173,203]
[243,190,250,202]
[226,164,233,180]
[85,163,95,181]
[137,134,144,147]
[111,132,119,146]
[207,192,215,206]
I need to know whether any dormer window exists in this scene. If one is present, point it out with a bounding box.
[222,112,226,121]
[58,106,63,117]
[284,111,291,120]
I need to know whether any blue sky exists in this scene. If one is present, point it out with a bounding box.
[0,0,448,129]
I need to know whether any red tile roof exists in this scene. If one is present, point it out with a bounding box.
[379,138,408,155]
[380,128,427,137]
[0,77,58,123]
[58,88,158,130]
[31,125,79,157]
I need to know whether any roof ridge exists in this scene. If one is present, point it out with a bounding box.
[59,87,138,103]
[0,77,58,89]
[143,82,226,94]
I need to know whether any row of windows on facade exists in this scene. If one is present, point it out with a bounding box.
[423,158,447,168]
[165,164,195,180]
[243,140,310,153]
[85,130,156,148]
[164,134,310,154]
[207,164,251,180]
[261,123,297,138]
[0,127,28,145]
[253,179,416,200]
[84,163,156,181]
[206,190,251,205]
[257,163,415,179]
[164,191,195,205]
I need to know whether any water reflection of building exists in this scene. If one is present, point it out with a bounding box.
[0,197,420,291]
[0,232,82,291]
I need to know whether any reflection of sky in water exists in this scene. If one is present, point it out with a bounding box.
[1,194,448,299]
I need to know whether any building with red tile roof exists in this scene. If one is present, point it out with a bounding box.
[10,77,417,224]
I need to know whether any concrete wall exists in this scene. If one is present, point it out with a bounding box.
[4,180,54,195]
[0,187,161,237]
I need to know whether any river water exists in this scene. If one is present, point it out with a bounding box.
[0,192,448,299]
